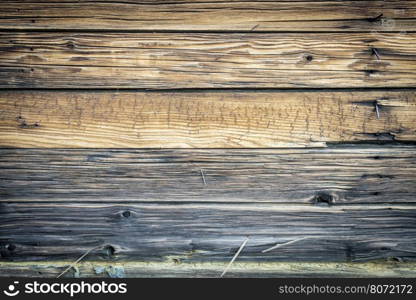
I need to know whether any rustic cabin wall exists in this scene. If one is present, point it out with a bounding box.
[0,1,416,278]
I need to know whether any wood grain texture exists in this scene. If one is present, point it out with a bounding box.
[1,91,415,148]
[0,1,415,32]
[1,32,416,88]
[1,146,416,204]
[2,261,416,278]
[1,202,416,262]
[1,0,415,278]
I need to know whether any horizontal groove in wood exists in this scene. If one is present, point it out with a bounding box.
[0,90,415,148]
[1,32,416,88]
[2,261,416,278]
[0,1,415,32]
[1,146,415,204]
[1,202,416,262]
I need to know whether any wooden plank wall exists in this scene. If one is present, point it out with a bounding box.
[0,1,416,278]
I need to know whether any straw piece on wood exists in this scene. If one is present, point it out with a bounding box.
[57,245,102,278]
[220,237,250,278]
[262,237,308,253]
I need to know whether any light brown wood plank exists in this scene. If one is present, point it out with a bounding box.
[0,1,415,32]
[0,91,415,148]
[1,146,415,204]
[1,32,416,88]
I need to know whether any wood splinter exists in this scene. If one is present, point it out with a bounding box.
[368,13,383,23]
[371,48,381,61]
[250,24,259,31]
[200,169,207,185]
[375,101,380,119]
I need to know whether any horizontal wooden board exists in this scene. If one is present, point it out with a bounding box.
[1,146,416,203]
[0,91,415,148]
[1,32,416,88]
[1,261,416,278]
[0,1,415,32]
[1,202,416,263]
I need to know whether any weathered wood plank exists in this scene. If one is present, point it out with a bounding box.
[1,146,415,203]
[2,261,416,278]
[1,32,416,88]
[0,1,415,32]
[1,202,416,263]
[0,91,415,148]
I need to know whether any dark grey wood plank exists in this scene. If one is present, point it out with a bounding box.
[1,202,416,263]
[1,146,416,204]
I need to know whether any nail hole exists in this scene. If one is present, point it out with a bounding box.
[31,19,36,23]
[6,244,16,251]
[122,210,131,218]
[365,69,378,76]
[29,47,34,51]
[104,245,116,258]
[172,258,181,264]
[390,257,403,262]
[305,55,313,62]
[312,193,334,206]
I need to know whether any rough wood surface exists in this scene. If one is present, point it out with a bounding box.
[1,91,415,148]
[1,202,416,262]
[0,1,415,32]
[1,32,416,88]
[1,146,415,203]
[2,261,416,278]
[1,0,415,278]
